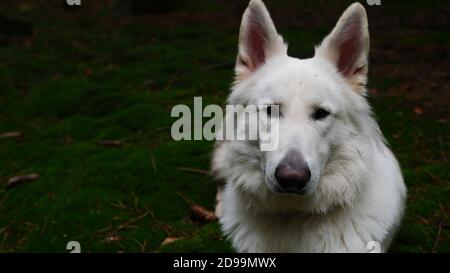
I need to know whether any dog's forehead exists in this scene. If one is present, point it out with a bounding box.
[259,58,340,102]
[230,56,347,107]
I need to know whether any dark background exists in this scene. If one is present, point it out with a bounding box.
[0,0,448,252]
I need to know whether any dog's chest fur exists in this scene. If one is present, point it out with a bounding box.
[220,180,400,253]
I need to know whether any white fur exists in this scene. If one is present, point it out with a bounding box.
[212,0,406,253]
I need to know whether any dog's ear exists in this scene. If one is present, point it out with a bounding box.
[315,3,369,93]
[235,0,287,81]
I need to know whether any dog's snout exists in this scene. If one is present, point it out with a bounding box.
[275,150,311,194]
[275,165,311,194]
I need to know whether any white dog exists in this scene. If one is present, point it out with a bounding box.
[212,0,406,252]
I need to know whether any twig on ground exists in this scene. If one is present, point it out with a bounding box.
[97,140,123,148]
[130,238,147,252]
[151,156,157,171]
[110,211,150,234]
[190,204,218,222]
[178,167,210,176]
[41,217,48,234]
[0,232,8,250]
[432,220,443,253]
[97,211,150,236]
[176,192,192,206]
[145,205,174,236]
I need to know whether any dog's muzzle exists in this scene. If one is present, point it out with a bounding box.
[275,149,311,195]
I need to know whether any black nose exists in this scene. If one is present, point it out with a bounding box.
[275,150,311,194]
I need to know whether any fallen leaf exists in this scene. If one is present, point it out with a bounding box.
[190,205,217,222]
[413,107,423,115]
[417,217,430,225]
[161,237,180,246]
[0,131,23,139]
[106,236,123,243]
[6,173,39,189]
[437,118,448,124]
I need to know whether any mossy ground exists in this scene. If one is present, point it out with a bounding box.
[0,0,448,252]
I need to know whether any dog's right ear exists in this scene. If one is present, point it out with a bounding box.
[235,0,287,81]
[314,3,370,93]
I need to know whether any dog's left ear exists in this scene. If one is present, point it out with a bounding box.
[315,3,369,93]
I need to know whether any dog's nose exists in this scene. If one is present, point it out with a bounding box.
[275,150,311,194]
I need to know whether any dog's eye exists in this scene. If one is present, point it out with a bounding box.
[313,108,330,120]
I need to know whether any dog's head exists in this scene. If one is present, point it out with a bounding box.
[218,0,382,213]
